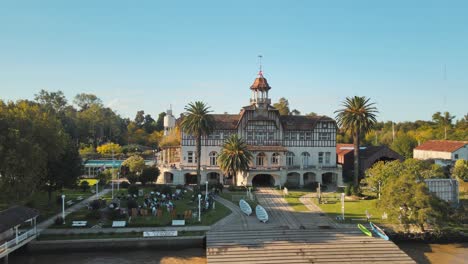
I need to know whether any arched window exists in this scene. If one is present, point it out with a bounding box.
[271,153,280,165]
[209,151,217,166]
[286,152,295,166]
[256,152,266,166]
[301,152,310,167]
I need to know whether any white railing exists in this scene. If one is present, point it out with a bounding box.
[1,229,36,252]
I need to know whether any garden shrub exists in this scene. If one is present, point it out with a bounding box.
[120,181,130,189]
[128,184,139,196]
[304,182,319,191]
[54,216,64,225]
[345,184,352,196]
[161,185,172,194]
[175,184,184,190]
[87,210,101,220]
[89,199,102,210]
[127,199,138,209]
[127,174,138,184]
[283,182,299,189]
[336,186,346,193]
[80,180,90,192]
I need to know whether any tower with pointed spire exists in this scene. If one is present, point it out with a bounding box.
[250,71,271,108]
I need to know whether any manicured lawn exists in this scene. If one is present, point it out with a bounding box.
[0,189,94,222]
[311,193,389,224]
[279,189,389,224]
[280,190,313,212]
[59,187,231,228]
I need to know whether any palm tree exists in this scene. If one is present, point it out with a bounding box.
[335,96,378,188]
[218,134,253,186]
[180,101,215,188]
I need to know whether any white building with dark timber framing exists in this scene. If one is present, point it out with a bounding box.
[157,71,343,188]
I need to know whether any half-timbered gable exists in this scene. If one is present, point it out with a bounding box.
[158,70,343,187]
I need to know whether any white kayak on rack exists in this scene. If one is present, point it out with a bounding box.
[239,199,252,216]
[255,205,269,223]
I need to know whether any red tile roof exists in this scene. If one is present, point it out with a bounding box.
[336,144,354,156]
[250,71,271,90]
[414,140,468,153]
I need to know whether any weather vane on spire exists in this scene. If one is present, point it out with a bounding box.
[258,54,263,75]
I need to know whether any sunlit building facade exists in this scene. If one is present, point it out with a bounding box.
[157,71,343,187]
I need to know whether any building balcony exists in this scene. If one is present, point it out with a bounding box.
[250,166,282,171]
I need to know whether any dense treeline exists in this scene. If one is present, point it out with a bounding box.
[0,90,166,202]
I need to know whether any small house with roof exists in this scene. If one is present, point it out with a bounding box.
[413,140,468,166]
[0,206,39,260]
[336,144,403,182]
[158,71,343,188]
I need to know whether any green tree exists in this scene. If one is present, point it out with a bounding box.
[96,142,123,156]
[380,172,451,231]
[34,89,68,113]
[335,96,378,187]
[140,166,160,185]
[391,133,417,159]
[122,155,146,175]
[143,114,157,133]
[432,111,455,139]
[452,159,468,182]
[180,101,215,187]
[365,159,446,197]
[73,93,103,111]
[217,134,253,186]
[134,110,145,128]
[155,112,166,131]
[273,97,290,115]
[364,160,403,196]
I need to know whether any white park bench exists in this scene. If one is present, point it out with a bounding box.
[72,221,87,227]
[66,200,74,206]
[112,221,126,227]
[172,220,185,226]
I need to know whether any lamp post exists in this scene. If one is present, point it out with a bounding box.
[117,171,120,191]
[198,194,202,222]
[61,194,66,224]
[205,181,209,201]
[111,179,114,199]
[96,181,99,198]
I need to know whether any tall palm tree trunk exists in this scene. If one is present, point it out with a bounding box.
[353,131,360,187]
[196,131,202,189]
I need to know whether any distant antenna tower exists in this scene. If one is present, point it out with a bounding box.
[443,64,447,107]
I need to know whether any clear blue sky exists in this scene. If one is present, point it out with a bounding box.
[1,0,467,122]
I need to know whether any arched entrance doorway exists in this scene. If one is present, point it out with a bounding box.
[184,173,197,185]
[164,172,174,184]
[322,172,337,185]
[207,172,220,184]
[286,172,300,187]
[252,174,275,187]
[303,172,316,185]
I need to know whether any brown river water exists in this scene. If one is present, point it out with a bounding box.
[9,243,467,264]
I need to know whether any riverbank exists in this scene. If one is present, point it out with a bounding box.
[389,230,468,243]
[397,242,467,264]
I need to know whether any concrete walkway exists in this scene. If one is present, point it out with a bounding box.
[37,189,111,232]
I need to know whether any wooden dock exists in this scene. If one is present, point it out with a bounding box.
[207,229,415,264]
